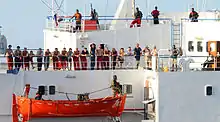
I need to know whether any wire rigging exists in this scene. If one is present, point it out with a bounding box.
[30,86,111,96]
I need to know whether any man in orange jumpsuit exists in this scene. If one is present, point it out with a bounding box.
[73,48,80,70]
[80,48,89,70]
[71,9,82,31]
[130,7,143,28]
[5,45,13,70]
[52,48,60,70]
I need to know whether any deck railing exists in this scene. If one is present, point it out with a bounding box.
[45,16,172,32]
[157,55,220,72]
[1,54,219,72]
[0,55,147,71]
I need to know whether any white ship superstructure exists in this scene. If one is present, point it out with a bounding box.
[0,0,220,122]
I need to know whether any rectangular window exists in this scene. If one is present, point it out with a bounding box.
[188,41,194,52]
[123,84,132,94]
[197,41,203,52]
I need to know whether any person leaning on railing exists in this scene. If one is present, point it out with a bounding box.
[143,46,152,69]
[103,47,110,70]
[29,50,35,69]
[5,45,13,70]
[52,48,60,70]
[36,48,44,71]
[14,46,22,70]
[44,49,51,71]
[170,45,178,72]
[111,48,118,70]
[60,48,68,70]
[22,47,29,71]
[96,45,104,70]
[80,48,89,70]
[90,43,96,70]
[151,46,158,70]
[134,43,142,69]
[67,48,73,71]
[118,48,125,68]
[73,48,81,70]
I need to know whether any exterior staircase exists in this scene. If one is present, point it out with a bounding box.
[172,23,181,47]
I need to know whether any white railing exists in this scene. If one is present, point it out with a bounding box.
[0,55,148,71]
[157,55,220,72]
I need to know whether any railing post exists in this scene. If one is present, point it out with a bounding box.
[152,56,156,71]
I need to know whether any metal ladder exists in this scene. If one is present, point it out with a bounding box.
[172,23,181,47]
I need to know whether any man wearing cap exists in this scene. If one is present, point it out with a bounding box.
[14,46,22,70]
[5,45,13,70]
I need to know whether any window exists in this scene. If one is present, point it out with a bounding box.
[197,41,203,52]
[123,84,132,94]
[188,41,194,52]
[210,42,216,51]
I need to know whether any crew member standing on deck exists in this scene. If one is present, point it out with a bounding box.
[52,48,60,70]
[22,47,29,70]
[103,47,110,70]
[14,46,22,70]
[5,45,13,70]
[73,48,80,70]
[189,8,199,22]
[111,75,122,97]
[44,49,51,71]
[29,51,35,69]
[67,48,73,70]
[151,6,160,24]
[60,48,67,70]
[71,9,82,31]
[96,45,104,70]
[80,48,89,70]
[90,43,96,70]
[130,7,143,28]
[36,48,43,71]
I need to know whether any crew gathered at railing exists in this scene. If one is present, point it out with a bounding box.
[5,44,184,72]
[54,5,199,33]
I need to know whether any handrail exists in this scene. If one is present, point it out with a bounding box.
[181,18,220,21]
[47,15,115,19]
[47,17,172,21]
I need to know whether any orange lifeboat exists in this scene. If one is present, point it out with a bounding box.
[12,93,126,122]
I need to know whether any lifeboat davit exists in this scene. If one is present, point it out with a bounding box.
[12,94,126,122]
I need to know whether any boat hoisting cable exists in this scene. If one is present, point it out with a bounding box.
[30,86,112,96]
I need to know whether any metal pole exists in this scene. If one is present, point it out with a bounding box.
[52,0,54,27]
[132,0,135,18]
[196,0,199,11]
[144,87,148,120]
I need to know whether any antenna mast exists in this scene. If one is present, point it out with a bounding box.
[132,0,135,18]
